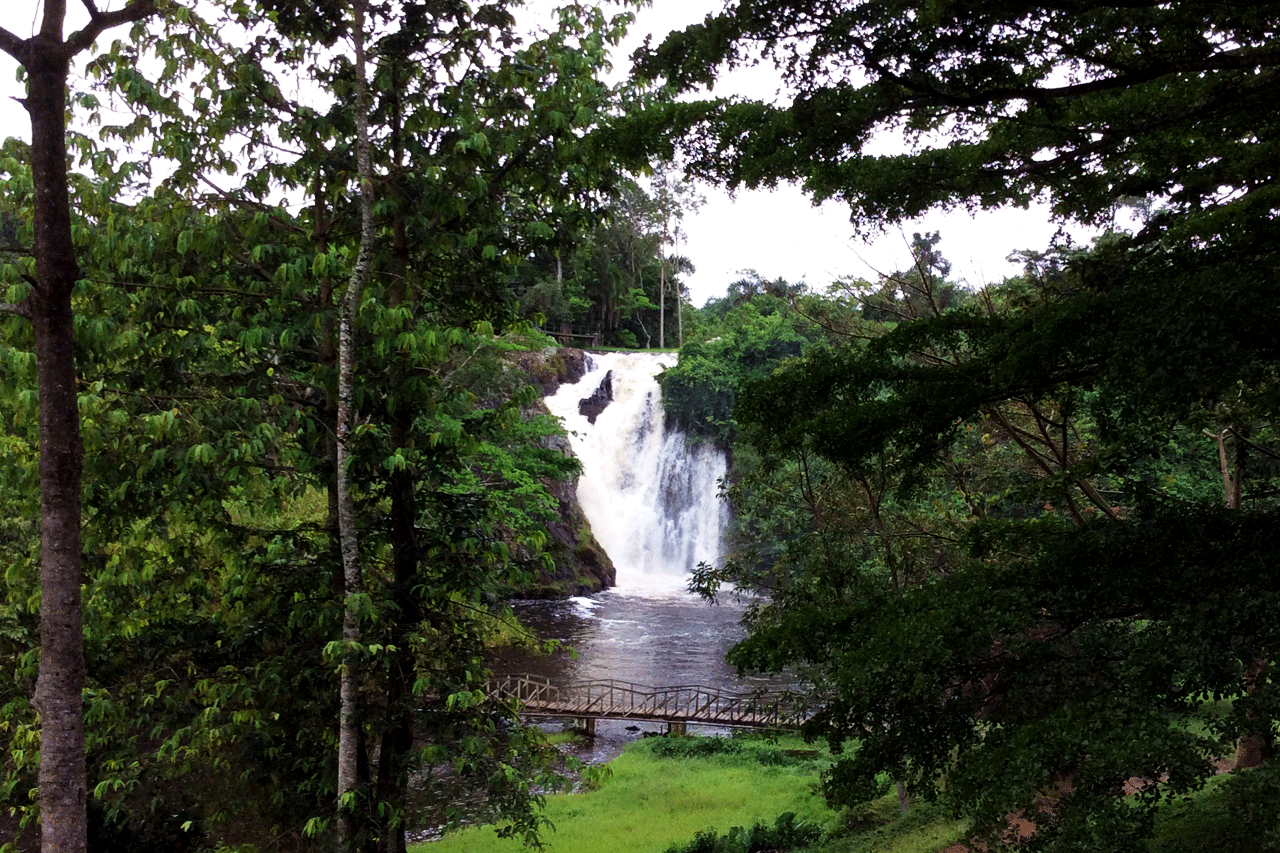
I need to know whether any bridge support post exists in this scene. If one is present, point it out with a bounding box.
[666,721,687,736]
[574,717,597,737]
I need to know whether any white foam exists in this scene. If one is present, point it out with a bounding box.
[568,596,601,617]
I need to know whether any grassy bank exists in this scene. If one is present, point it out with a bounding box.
[413,732,1273,853]
[415,733,834,853]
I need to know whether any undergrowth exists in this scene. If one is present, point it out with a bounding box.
[664,812,825,853]
[413,732,832,853]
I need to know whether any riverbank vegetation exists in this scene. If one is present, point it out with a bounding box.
[420,733,1280,853]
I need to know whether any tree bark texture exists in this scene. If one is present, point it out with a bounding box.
[337,0,377,848]
[27,46,89,853]
[0,11,160,851]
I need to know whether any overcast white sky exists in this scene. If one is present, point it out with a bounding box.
[617,0,1098,305]
[0,0,1095,307]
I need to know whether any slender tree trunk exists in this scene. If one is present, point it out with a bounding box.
[28,49,88,853]
[677,273,683,349]
[313,176,342,544]
[658,247,666,349]
[337,0,377,847]
[373,87,417,853]
[1236,656,1273,769]
[1216,429,1272,769]
[1215,429,1241,510]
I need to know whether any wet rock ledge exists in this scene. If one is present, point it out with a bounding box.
[509,347,615,597]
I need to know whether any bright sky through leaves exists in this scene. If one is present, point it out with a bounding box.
[0,0,1098,305]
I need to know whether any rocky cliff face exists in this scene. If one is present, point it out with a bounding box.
[534,426,616,595]
[510,346,591,396]
[509,347,615,597]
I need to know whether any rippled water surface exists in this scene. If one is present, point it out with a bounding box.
[496,586,773,690]
[493,581,790,762]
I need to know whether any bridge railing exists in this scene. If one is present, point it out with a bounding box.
[490,674,809,730]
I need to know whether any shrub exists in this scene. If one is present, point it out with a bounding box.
[663,812,823,853]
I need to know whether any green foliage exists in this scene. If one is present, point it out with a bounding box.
[647,735,749,760]
[630,0,1280,229]
[1153,765,1280,853]
[87,797,208,853]
[578,762,613,793]
[626,4,1280,847]
[519,275,592,328]
[0,0,641,848]
[717,255,1280,846]
[664,812,825,853]
[660,284,813,445]
[513,171,702,349]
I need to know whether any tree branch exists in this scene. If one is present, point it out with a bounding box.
[869,43,1280,115]
[65,0,157,57]
[42,0,68,40]
[0,300,30,320]
[0,28,25,63]
[197,172,308,237]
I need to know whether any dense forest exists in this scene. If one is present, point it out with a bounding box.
[0,2,684,851]
[2,1,1279,853]
[644,2,1280,851]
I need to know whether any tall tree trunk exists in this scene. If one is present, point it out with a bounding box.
[676,270,683,349]
[1237,656,1273,769]
[1217,429,1273,769]
[314,172,341,536]
[337,0,377,848]
[658,247,666,349]
[0,6,157,850]
[28,51,88,853]
[373,83,417,853]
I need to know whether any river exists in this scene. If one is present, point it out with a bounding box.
[494,585,779,760]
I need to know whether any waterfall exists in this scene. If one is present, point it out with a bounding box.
[545,351,729,595]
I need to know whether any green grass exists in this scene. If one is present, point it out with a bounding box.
[1148,765,1280,853]
[414,734,1279,853]
[414,734,834,853]
[543,731,584,748]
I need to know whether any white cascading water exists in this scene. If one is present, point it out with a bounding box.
[545,351,729,596]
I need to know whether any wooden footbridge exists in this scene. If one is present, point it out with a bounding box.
[491,674,808,735]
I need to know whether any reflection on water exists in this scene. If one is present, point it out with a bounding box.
[494,586,774,692]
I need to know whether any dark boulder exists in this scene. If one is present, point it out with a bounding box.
[577,370,613,424]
